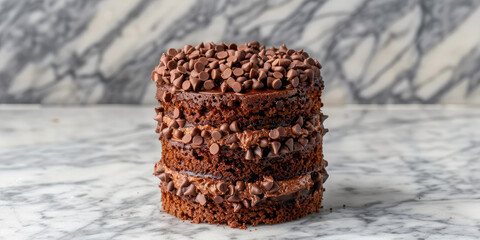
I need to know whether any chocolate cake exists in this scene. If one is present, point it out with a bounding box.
[151,41,328,229]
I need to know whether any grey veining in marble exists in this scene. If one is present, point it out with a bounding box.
[1,0,480,105]
[1,105,479,239]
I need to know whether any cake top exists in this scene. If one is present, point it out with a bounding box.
[151,41,322,93]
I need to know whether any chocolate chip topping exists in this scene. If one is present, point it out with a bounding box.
[209,143,220,155]
[227,195,241,203]
[251,184,263,195]
[261,181,274,191]
[235,181,246,191]
[196,193,207,206]
[211,130,222,140]
[159,173,170,182]
[192,135,204,145]
[233,203,243,212]
[245,149,254,160]
[229,121,240,132]
[216,182,228,195]
[167,181,174,192]
[292,124,302,135]
[182,134,192,144]
[153,42,322,93]
[184,184,196,196]
[269,129,280,140]
[271,141,281,155]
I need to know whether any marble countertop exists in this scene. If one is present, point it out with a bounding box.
[1,105,479,240]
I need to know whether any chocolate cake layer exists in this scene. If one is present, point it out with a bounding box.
[159,139,325,182]
[161,188,323,229]
[156,83,323,127]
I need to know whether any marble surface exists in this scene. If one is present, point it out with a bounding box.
[1,0,480,105]
[1,105,479,239]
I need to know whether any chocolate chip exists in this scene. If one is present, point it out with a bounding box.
[305,57,316,66]
[273,71,283,79]
[233,203,242,212]
[271,141,281,155]
[269,129,280,140]
[232,82,243,93]
[277,126,286,137]
[251,184,263,195]
[203,80,215,90]
[220,82,228,93]
[261,181,274,191]
[242,199,250,208]
[235,181,246,191]
[286,69,298,80]
[285,138,294,151]
[154,112,163,121]
[272,79,282,89]
[229,121,240,132]
[196,193,207,205]
[233,68,244,77]
[279,59,291,67]
[209,143,220,155]
[292,124,302,135]
[211,68,220,80]
[167,48,177,57]
[173,108,182,118]
[194,62,205,72]
[182,80,191,90]
[167,181,174,192]
[259,138,269,148]
[167,60,177,70]
[227,195,241,203]
[201,130,211,139]
[321,114,329,122]
[173,129,184,139]
[254,146,263,158]
[269,182,280,193]
[220,123,230,133]
[155,164,165,174]
[176,187,183,196]
[176,118,186,128]
[213,196,223,204]
[252,80,264,90]
[180,177,189,188]
[191,127,200,136]
[311,172,322,182]
[245,149,254,160]
[182,134,192,144]
[216,51,228,59]
[162,128,172,139]
[192,135,203,145]
[221,68,232,79]
[216,182,228,195]
[298,137,309,146]
[294,142,304,151]
[172,77,183,88]
[198,71,209,81]
[184,184,196,196]
[211,130,222,140]
[251,195,261,207]
[190,78,201,91]
[229,142,239,150]
[159,173,170,182]
[225,135,237,144]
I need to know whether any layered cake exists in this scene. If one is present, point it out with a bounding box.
[152,41,328,229]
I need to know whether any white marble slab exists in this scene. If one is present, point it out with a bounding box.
[0,105,479,239]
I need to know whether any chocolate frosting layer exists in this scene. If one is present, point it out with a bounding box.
[155,163,328,205]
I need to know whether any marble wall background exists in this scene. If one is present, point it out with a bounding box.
[0,0,479,105]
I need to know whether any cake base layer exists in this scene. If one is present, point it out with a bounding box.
[160,188,323,229]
